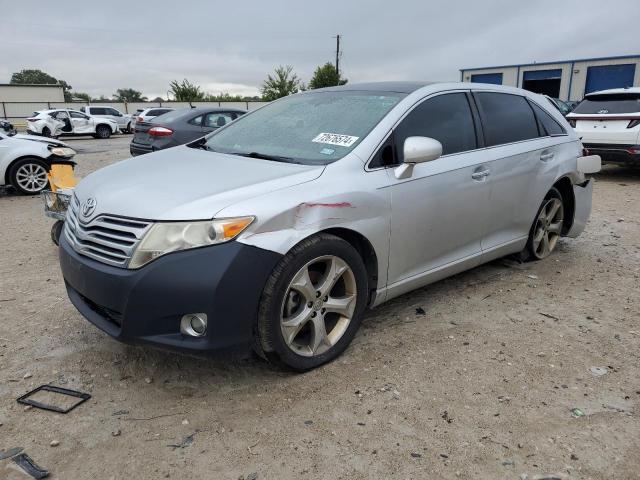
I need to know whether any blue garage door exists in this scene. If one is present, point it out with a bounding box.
[471,73,503,85]
[523,69,562,81]
[585,64,636,94]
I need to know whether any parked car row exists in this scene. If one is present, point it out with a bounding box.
[26,109,120,139]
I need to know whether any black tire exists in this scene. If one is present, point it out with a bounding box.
[126,122,132,134]
[41,126,51,138]
[95,125,111,139]
[521,187,564,261]
[8,157,50,195]
[51,221,64,246]
[255,233,369,371]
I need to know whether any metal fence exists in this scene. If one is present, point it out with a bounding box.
[1,100,267,126]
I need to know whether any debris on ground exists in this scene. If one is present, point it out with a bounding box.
[415,307,426,315]
[590,366,608,377]
[0,447,23,460]
[49,440,59,447]
[570,408,585,418]
[17,385,91,414]
[12,452,50,479]
[167,431,199,450]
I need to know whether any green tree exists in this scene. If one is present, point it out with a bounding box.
[261,65,301,101]
[72,92,92,102]
[308,62,348,89]
[169,79,205,103]
[114,88,147,102]
[10,69,73,101]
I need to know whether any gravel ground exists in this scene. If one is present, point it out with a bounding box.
[1,136,639,480]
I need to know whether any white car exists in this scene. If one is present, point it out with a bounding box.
[567,87,640,165]
[135,107,174,125]
[26,109,120,139]
[79,106,133,133]
[0,131,76,194]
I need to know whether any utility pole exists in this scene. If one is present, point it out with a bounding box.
[335,34,341,77]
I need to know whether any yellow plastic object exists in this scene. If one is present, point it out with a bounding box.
[47,164,77,193]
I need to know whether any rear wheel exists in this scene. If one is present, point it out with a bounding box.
[9,158,49,195]
[41,126,51,138]
[524,187,564,260]
[125,122,132,134]
[95,125,111,139]
[255,233,368,371]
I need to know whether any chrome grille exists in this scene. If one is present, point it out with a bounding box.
[64,195,152,268]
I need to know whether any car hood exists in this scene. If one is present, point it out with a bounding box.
[12,134,70,147]
[74,146,324,221]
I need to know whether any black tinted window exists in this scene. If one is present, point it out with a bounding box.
[475,92,539,146]
[91,107,107,115]
[572,93,640,114]
[530,102,566,136]
[394,93,477,159]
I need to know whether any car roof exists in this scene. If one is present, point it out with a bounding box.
[317,82,433,94]
[586,87,640,96]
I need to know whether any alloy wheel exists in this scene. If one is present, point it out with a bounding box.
[15,163,48,193]
[532,197,564,259]
[280,255,357,357]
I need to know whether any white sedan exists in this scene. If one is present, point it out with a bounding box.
[0,131,76,194]
[26,109,119,139]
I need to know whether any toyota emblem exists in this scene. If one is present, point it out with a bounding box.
[81,197,97,218]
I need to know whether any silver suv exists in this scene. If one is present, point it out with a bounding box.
[80,106,133,133]
[58,82,600,371]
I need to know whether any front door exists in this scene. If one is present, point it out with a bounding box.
[383,91,492,288]
[69,111,92,134]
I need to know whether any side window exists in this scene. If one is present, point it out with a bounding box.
[474,92,539,146]
[188,115,203,126]
[394,93,477,160]
[204,112,234,128]
[369,134,397,169]
[529,101,567,136]
[69,111,88,119]
[52,111,68,119]
[108,108,121,116]
[91,107,107,115]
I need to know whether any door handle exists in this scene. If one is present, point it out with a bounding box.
[471,170,490,180]
[540,151,554,162]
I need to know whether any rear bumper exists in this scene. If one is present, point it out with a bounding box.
[129,141,153,156]
[566,179,593,238]
[583,144,640,165]
[59,234,282,355]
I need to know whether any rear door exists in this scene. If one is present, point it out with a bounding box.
[385,91,492,285]
[473,91,566,253]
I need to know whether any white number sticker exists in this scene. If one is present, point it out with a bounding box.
[312,132,359,148]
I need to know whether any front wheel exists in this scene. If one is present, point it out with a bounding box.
[95,125,111,139]
[255,233,368,371]
[9,157,49,195]
[524,187,564,260]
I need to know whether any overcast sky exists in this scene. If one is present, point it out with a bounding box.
[1,0,638,99]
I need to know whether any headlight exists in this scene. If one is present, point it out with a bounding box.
[50,147,76,157]
[128,216,254,269]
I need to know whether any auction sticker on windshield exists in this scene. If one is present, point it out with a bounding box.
[312,132,359,148]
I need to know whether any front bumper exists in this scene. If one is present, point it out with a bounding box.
[59,234,282,355]
[583,144,640,165]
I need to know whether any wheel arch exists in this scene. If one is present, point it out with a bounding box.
[95,122,115,132]
[552,176,575,235]
[317,227,379,306]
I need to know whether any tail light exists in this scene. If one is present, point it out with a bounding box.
[148,126,173,137]
[136,116,143,122]
[568,119,576,128]
[627,119,640,129]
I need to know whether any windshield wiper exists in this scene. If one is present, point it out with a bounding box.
[232,151,302,164]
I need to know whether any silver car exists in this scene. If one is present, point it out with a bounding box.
[58,82,600,371]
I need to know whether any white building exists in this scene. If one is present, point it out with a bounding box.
[460,55,640,101]
[0,84,64,102]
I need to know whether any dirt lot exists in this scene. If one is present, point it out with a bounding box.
[1,136,639,480]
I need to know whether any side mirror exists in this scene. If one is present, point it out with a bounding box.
[395,136,443,179]
[404,136,442,163]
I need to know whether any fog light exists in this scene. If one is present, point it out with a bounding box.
[180,313,207,337]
